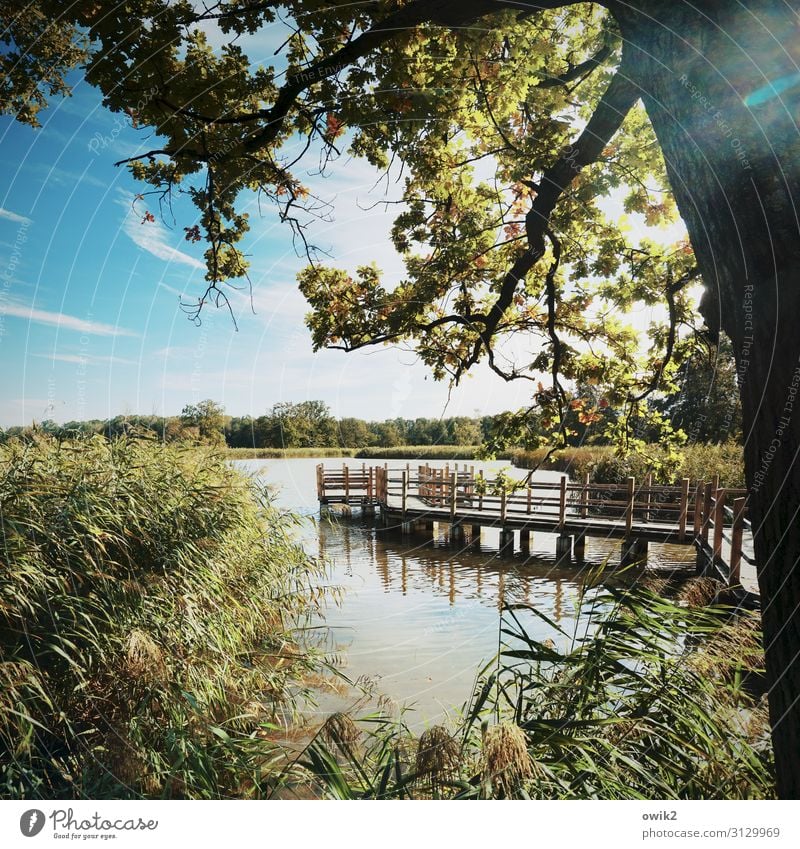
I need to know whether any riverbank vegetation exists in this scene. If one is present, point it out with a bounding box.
[285,581,772,800]
[225,446,355,459]
[0,435,769,799]
[0,436,329,799]
[511,442,744,487]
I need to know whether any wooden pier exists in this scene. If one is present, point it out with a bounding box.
[316,463,758,599]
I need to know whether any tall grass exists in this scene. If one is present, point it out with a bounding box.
[511,442,745,487]
[289,580,773,799]
[224,446,355,459]
[0,435,329,799]
[356,445,486,460]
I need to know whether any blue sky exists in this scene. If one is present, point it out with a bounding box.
[0,21,687,429]
[0,66,547,428]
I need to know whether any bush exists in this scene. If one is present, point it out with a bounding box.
[679,441,745,487]
[0,435,327,799]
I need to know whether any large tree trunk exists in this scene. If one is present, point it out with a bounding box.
[612,0,800,797]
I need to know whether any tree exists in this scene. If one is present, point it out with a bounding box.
[4,0,800,796]
[180,399,226,446]
[657,335,742,444]
[262,400,336,447]
[337,417,371,449]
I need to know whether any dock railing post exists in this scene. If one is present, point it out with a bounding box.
[701,482,713,545]
[581,472,590,519]
[693,482,703,538]
[625,476,635,536]
[559,476,567,530]
[402,470,408,518]
[450,472,457,522]
[500,488,508,524]
[678,477,690,542]
[644,473,652,523]
[344,463,350,502]
[729,497,746,587]
[713,488,726,563]
[527,483,532,515]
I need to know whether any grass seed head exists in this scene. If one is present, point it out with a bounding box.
[482,722,533,796]
[415,725,459,779]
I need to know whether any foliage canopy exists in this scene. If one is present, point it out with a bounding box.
[1,0,707,454]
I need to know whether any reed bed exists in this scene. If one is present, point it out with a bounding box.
[355,445,488,460]
[224,446,355,459]
[511,442,745,487]
[0,435,328,799]
[289,580,773,799]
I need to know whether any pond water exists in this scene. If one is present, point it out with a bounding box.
[234,458,695,729]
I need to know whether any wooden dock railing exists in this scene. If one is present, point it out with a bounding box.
[316,463,754,591]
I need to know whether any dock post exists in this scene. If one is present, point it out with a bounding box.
[451,521,465,545]
[621,537,648,566]
[499,528,514,554]
[470,525,482,547]
[678,477,690,542]
[519,528,531,554]
[701,482,713,547]
[729,497,746,587]
[713,488,726,564]
[625,476,635,536]
[581,472,590,518]
[573,533,586,561]
[556,534,572,562]
[693,482,703,539]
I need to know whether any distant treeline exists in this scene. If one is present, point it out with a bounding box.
[1,348,742,451]
[0,400,524,450]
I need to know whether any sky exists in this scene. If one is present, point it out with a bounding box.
[0,20,687,429]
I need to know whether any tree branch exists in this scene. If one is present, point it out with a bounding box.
[535,42,613,88]
[240,0,532,156]
[470,58,640,361]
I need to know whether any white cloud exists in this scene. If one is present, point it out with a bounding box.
[0,207,31,225]
[2,299,137,337]
[119,200,205,270]
[33,352,137,366]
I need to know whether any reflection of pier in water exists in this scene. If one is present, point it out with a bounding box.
[319,517,578,624]
[317,462,759,602]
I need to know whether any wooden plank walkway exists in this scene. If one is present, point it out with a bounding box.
[316,463,758,599]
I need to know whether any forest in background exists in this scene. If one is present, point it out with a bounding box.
[3,342,741,451]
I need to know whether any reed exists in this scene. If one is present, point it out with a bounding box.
[0,434,328,799]
[356,445,487,460]
[511,442,745,487]
[224,446,355,459]
[292,581,773,799]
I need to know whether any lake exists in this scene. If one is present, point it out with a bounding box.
[234,457,695,729]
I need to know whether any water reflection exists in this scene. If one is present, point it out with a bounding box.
[236,458,695,726]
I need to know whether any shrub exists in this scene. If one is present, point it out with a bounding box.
[0,435,327,799]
